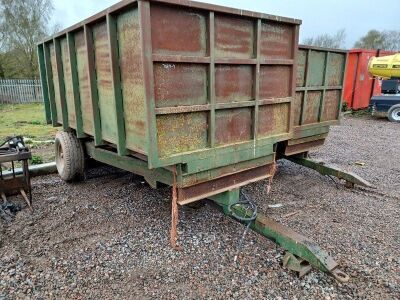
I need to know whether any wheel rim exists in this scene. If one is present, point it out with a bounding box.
[56,142,65,172]
[391,108,400,121]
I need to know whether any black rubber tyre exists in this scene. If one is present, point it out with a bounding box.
[388,104,400,123]
[54,131,85,181]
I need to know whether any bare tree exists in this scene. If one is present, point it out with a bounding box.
[303,29,346,49]
[0,0,54,78]
[354,30,400,51]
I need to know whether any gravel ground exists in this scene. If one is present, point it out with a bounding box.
[0,115,399,299]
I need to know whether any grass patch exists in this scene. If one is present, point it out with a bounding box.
[0,103,57,142]
[30,154,44,165]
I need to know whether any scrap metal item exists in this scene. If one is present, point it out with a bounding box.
[0,136,33,210]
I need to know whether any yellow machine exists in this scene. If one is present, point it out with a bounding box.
[368,53,400,79]
[368,53,400,122]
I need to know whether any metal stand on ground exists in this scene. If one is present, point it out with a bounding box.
[0,136,33,211]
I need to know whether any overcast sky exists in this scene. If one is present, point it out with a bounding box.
[51,0,399,48]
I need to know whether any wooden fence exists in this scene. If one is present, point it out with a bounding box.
[0,79,43,104]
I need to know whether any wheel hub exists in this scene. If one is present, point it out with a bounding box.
[56,142,65,171]
[391,108,400,121]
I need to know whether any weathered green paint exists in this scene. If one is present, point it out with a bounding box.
[211,189,341,274]
[93,21,118,144]
[117,8,147,154]
[176,155,275,188]
[84,25,103,146]
[37,45,52,124]
[253,19,262,142]
[43,43,58,127]
[318,52,329,122]
[138,0,159,168]
[287,156,374,188]
[85,142,173,185]
[49,42,64,126]
[299,49,311,125]
[209,11,216,148]
[337,53,348,120]
[107,14,127,156]
[60,37,76,129]
[36,2,318,171]
[289,46,347,155]
[67,32,85,138]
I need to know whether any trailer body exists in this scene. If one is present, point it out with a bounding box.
[36,0,355,281]
[37,0,346,203]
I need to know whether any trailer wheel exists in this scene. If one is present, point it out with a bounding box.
[388,104,400,122]
[55,131,85,181]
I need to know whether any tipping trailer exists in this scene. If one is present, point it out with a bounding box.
[37,0,368,281]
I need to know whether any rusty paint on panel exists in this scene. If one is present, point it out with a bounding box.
[260,66,291,98]
[177,164,273,205]
[49,43,63,124]
[60,37,76,128]
[260,22,294,59]
[154,63,207,107]
[322,90,340,121]
[303,91,321,125]
[327,53,345,86]
[215,14,254,59]
[293,92,303,126]
[150,4,206,56]
[258,103,290,137]
[74,30,94,135]
[117,8,147,153]
[93,22,117,144]
[215,65,254,103]
[296,49,307,87]
[157,112,208,157]
[285,139,325,156]
[215,108,252,146]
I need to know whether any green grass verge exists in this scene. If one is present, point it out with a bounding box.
[0,103,57,142]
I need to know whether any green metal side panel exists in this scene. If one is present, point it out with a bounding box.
[74,30,94,135]
[145,3,299,169]
[117,8,147,154]
[295,46,347,128]
[285,45,347,155]
[37,44,52,124]
[49,43,63,125]
[60,37,77,129]
[37,1,303,173]
[92,22,118,144]
[157,112,208,158]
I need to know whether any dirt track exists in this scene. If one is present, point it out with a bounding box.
[1,115,399,299]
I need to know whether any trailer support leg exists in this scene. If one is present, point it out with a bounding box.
[285,156,374,188]
[210,189,349,282]
[170,168,181,251]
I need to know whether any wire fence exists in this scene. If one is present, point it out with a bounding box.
[0,79,43,104]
